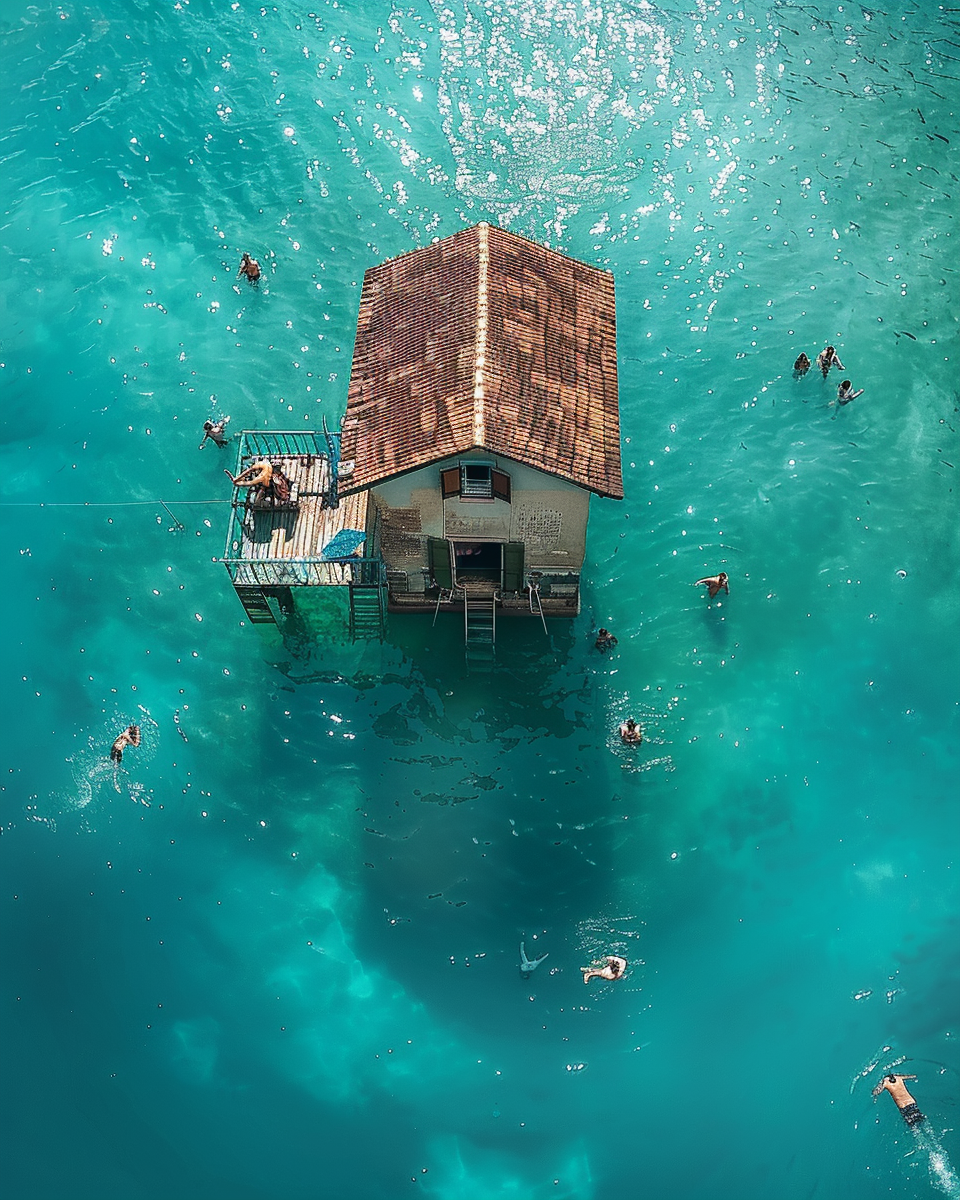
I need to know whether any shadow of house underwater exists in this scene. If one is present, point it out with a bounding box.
[222,223,623,646]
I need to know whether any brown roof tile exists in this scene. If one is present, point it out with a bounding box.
[338,223,623,499]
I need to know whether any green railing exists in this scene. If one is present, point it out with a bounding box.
[219,428,381,589]
[221,556,385,589]
[234,429,327,460]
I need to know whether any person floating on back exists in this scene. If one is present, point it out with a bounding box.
[837,380,864,406]
[582,955,627,984]
[199,417,230,449]
[816,345,844,376]
[873,1074,925,1127]
[696,571,729,599]
[793,352,811,377]
[110,724,141,764]
[595,627,618,652]
[238,252,261,283]
[619,717,642,744]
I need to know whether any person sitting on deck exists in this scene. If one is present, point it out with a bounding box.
[873,1074,925,1127]
[269,467,292,504]
[595,627,618,652]
[110,724,141,764]
[696,571,729,599]
[619,717,642,744]
[226,462,294,507]
[582,955,627,984]
[225,461,273,492]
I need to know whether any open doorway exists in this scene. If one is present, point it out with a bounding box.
[453,541,502,585]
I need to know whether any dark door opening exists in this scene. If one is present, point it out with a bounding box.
[453,541,502,584]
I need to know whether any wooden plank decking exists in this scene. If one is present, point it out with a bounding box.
[225,454,369,587]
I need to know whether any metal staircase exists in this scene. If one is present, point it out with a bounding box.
[234,585,278,625]
[348,586,384,640]
[464,592,497,667]
[348,561,386,641]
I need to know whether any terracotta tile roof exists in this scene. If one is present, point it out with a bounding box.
[338,223,623,499]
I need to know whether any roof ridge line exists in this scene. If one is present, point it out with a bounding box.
[473,222,489,446]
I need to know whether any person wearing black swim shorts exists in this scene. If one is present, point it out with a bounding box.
[873,1074,925,1126]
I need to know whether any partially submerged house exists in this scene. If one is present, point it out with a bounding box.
[340,222,622,614]
[222,223,622,647]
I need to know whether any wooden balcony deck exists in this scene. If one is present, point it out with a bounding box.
[235,454,367,561]
[221,432,370,588]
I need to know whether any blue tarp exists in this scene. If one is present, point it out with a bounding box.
[320,529,366,560]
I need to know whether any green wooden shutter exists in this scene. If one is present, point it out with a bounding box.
[492,470,511,502]
[503,541,524,593]
[428,538,453,588]
[440,467,461,498]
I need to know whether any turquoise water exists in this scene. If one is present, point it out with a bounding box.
[2,0,958,1196]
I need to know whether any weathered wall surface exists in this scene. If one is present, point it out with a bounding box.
[368,451,591,585]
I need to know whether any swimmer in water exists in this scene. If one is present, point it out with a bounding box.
[110,724,141,764]
[816,345,844,377]
[619,717,642,744]
[199,417,230,449]
[225,461,273,490]
[836,380,864,405]
[873,1074,925,1126]
[595,627,618,652]
[518,940,549,979]
[793,352,811,377]
[238,252,261,283]
[582,955,627,984]
[696,571,729,599]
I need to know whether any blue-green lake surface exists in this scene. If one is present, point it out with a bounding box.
[2,1,958,1196]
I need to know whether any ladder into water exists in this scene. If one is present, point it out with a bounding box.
[349,580,386,641]
[464,591,497,666]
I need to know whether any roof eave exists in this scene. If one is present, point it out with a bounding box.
[337,448,623,500]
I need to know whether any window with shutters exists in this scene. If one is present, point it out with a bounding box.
[441,463,511,503]
[461,464,493,498]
